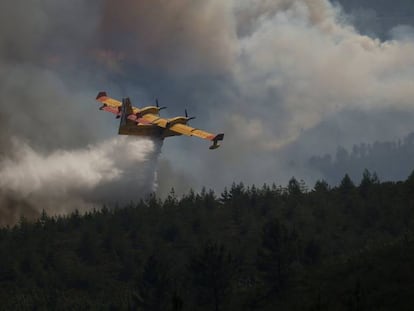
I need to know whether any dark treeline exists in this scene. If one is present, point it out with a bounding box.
[310,132,414,184]
[1,170,414,310]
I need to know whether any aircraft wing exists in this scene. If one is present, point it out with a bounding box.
[132,114,216,139]
[168,123,214,139]
[126,113,224,149]
[168,123,224,149]
[96,92,122,108]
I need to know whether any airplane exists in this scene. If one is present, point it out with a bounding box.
[96,92,224,149]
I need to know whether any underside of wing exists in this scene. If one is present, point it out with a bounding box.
[137,114,169,128]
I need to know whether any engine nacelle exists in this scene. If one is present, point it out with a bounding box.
[137,106,161,117]
[166,117,188,127]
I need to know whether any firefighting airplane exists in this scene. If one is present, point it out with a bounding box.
[96,92,224,149]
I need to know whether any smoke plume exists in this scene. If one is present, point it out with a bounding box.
[0,137,161,226]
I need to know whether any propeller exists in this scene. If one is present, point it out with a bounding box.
[185,109,196,121]
[156,98,167,110]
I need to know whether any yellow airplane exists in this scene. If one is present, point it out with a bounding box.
[96,92,224,149]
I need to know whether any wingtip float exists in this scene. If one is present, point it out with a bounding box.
[96,91,224,150]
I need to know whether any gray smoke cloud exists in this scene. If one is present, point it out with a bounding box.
[98,0,237,75]
[2,0,414,223]
[148,0,414,193]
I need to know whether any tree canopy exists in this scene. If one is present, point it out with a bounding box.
[0,170,414,310]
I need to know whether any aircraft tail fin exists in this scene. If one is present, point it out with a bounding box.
[119,97,134,128]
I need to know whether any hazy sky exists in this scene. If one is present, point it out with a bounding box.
[1,0,414,223]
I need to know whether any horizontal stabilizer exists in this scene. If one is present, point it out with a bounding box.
[209,133,224,150]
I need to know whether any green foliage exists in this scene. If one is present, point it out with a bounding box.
[257,219,298,294]
[135,255,171,311]
[189,242,238,311]
[0,172,414,309]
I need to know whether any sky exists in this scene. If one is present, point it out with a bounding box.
[1,0,414,224]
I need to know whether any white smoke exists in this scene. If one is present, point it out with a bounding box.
[232,0,414,149]
[0,136,162,225]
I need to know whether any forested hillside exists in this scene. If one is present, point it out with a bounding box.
[1,170,414,310]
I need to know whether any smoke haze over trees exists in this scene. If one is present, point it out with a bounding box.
[309,131,414,185]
